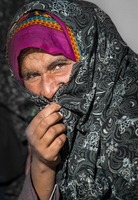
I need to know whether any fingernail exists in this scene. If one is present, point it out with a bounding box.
[58,111,63,117]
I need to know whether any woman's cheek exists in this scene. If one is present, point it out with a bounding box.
[24,81,40,95]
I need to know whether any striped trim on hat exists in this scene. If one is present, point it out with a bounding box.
[11,11,81,62]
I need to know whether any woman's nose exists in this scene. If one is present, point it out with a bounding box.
[40,74,60,99]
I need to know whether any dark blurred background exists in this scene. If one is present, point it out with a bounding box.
[0,1,36,199]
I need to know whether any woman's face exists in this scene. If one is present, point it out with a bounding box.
[20,51,76,100]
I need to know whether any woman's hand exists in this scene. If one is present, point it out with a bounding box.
[25,102,67,200]
[26,102,66,169]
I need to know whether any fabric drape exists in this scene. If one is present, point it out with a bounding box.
[6,0,138,199]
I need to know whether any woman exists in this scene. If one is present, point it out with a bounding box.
[6,0,138,199]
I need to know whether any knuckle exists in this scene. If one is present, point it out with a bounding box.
[56,134,67,146]
[44,154,54,162]
[36,112,44,120]
[56,138,64,146]
[49,126,57,136]
[43,149,57,162]
[39,118,49,129]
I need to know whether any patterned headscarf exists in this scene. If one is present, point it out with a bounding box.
[7,9,80,81]
[6,0,138,199]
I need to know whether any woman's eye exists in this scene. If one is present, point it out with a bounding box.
[23,72,40,81]
[54,63,65,70]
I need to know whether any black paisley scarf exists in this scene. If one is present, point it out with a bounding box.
[6,0,138,199]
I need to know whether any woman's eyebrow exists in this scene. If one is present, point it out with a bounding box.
[47,57,69,69]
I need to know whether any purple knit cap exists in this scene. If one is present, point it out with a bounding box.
[7,10,80,82]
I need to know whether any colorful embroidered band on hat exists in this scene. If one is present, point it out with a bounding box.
[8,10,81,81]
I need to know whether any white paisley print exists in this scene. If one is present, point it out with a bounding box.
[7,0,138,199]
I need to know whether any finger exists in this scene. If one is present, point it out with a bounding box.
[45,133,67,162]
[40,123,66,147]
[30,112,64,142]
[26,102,61,136]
